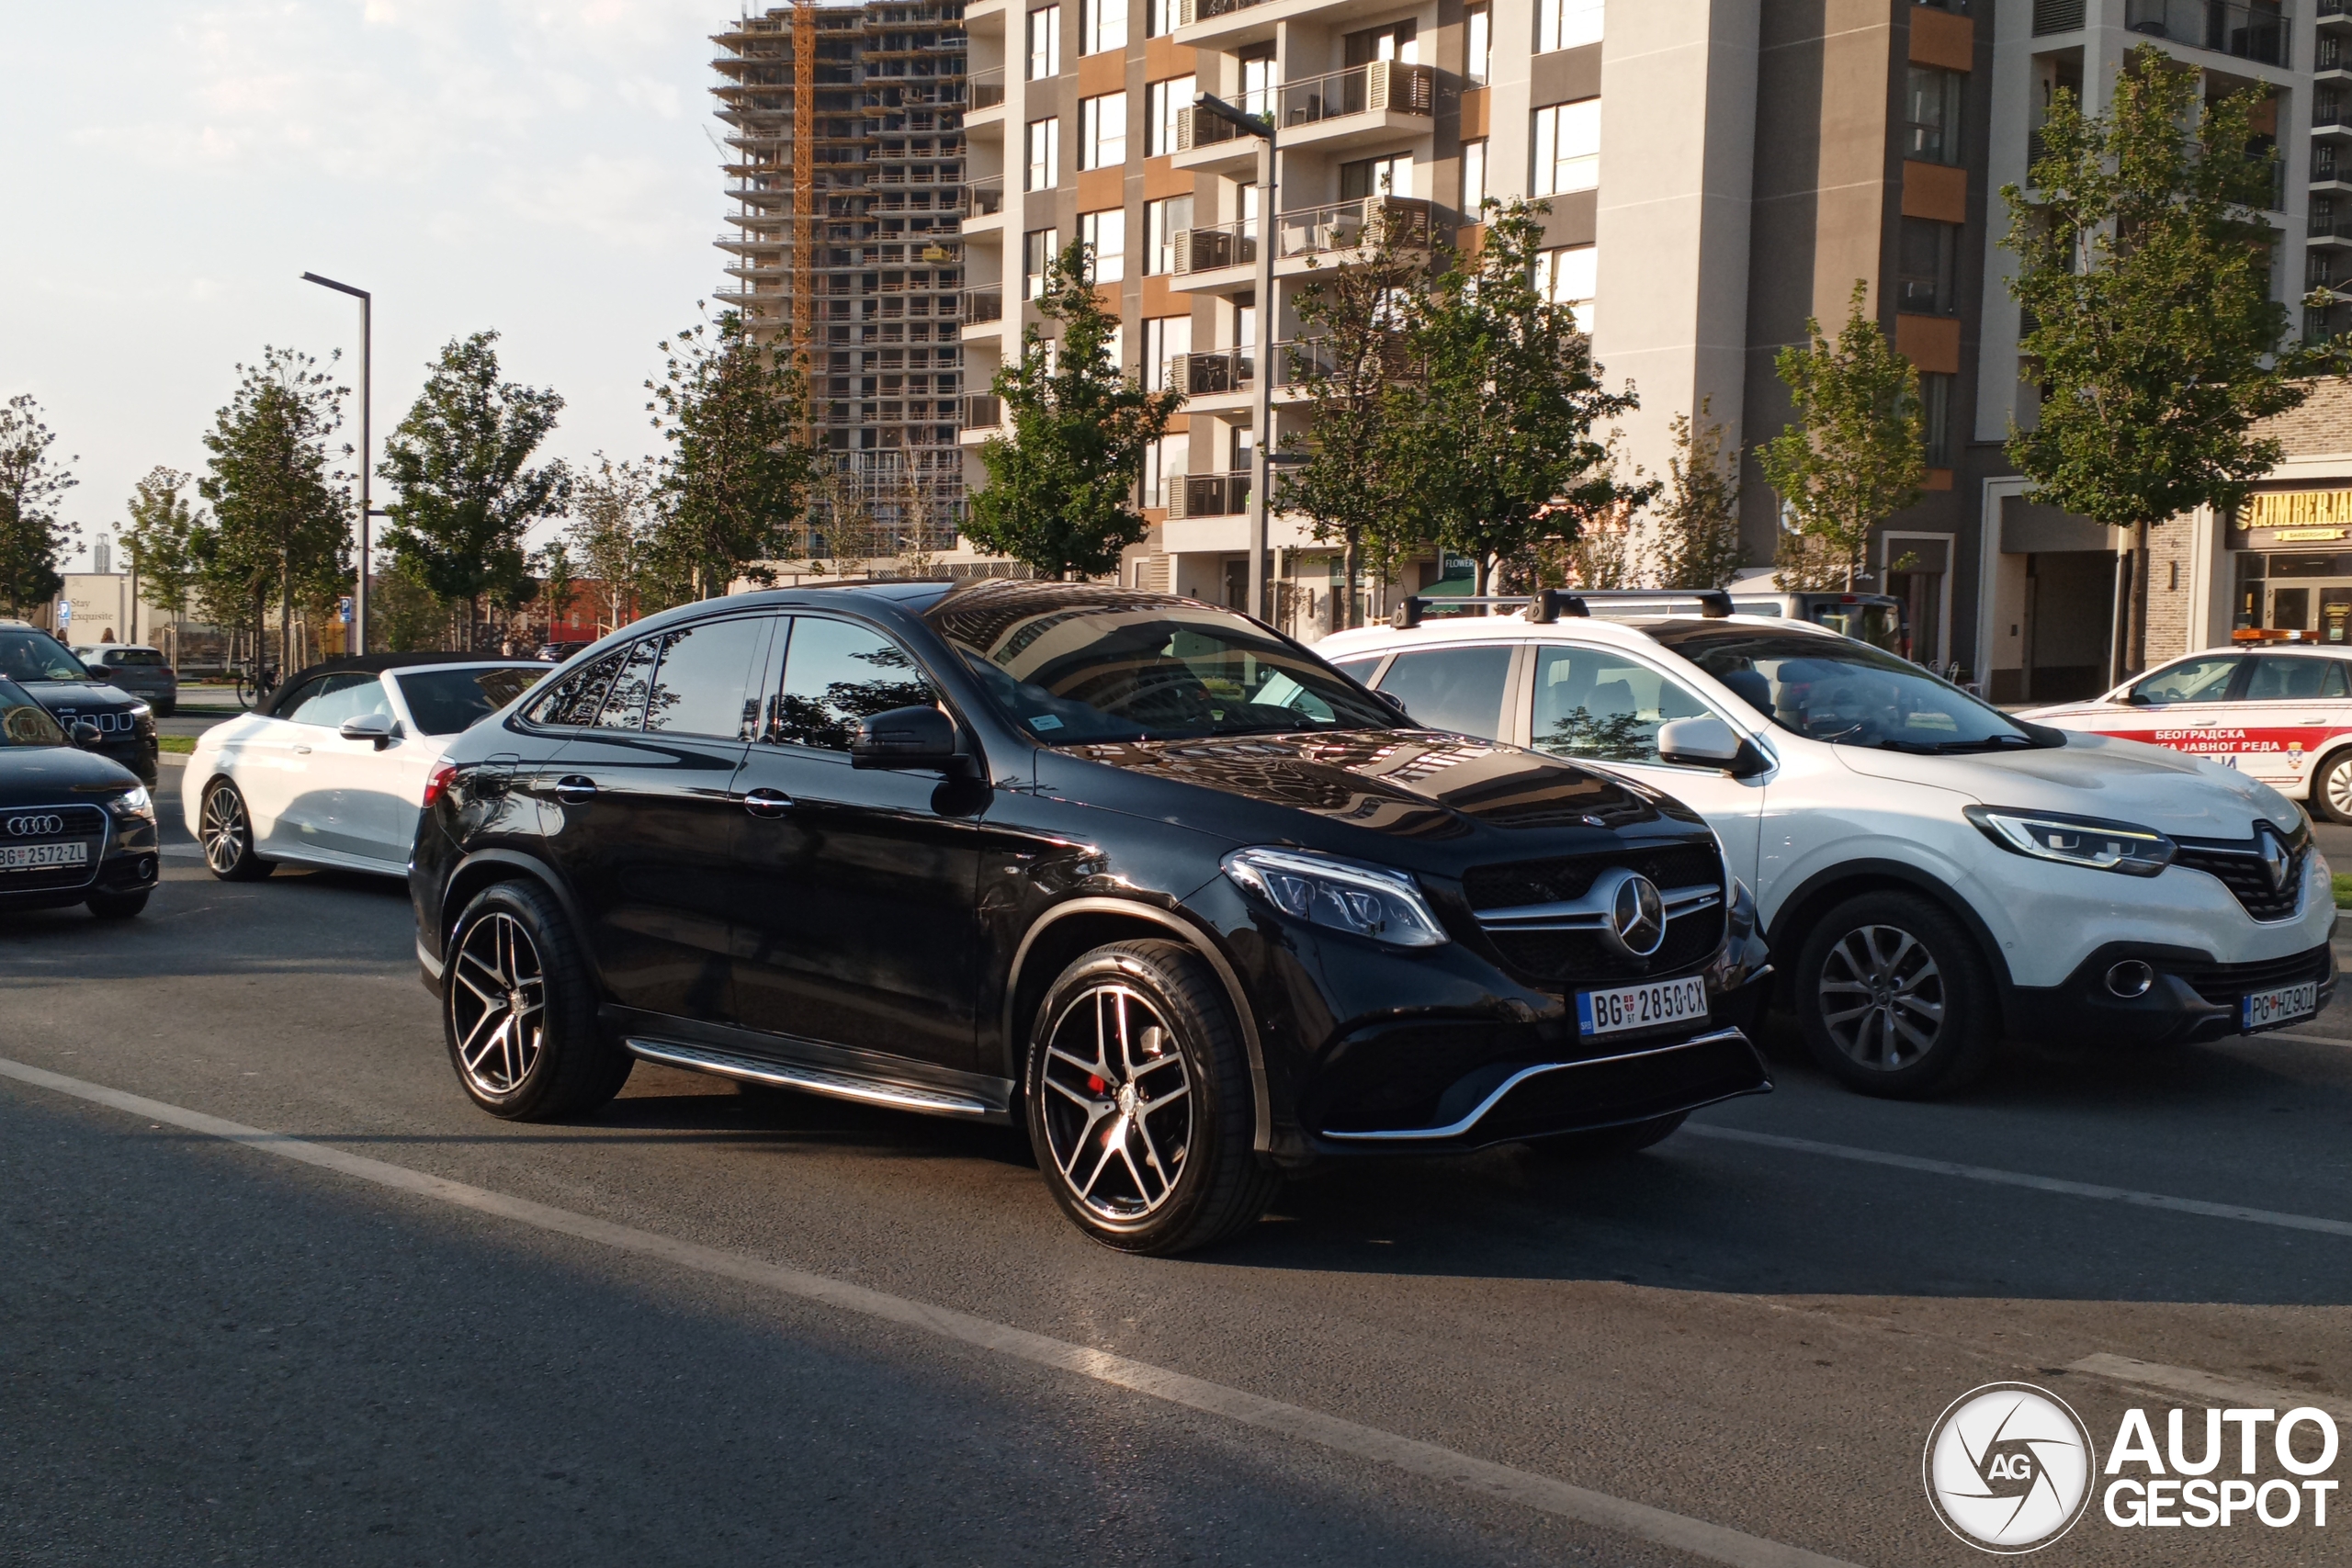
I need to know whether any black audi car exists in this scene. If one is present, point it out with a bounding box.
[411,582,1771,1253]
[0,677,161,919]
[0,624,160,784]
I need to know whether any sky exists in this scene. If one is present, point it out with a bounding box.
[2,0,749,570]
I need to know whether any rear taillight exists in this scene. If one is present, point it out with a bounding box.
[424,762,459,808]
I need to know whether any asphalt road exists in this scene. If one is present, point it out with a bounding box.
[3,764,2349,1566]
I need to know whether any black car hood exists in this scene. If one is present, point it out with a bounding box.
[20,680,141,712]
[0,744,141,802]
[1046,730,1701,852]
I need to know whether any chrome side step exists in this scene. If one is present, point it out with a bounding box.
[623,1038,996,1119]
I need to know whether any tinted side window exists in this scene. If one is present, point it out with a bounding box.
[2132,656,2242,705]
[1530,646,1711,764]
[770,618,937,751]
[1328,655,1383,684]
[286,673,389,727]
[2244,656,2350,702]
[592,640,659,730]
[1375,645,1510,740]
[645,617,767,738]
[396,667,547,736]
[526,646,629,727]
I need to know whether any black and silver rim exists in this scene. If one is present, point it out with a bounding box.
[1817,924,1946,1070]
[200,786,247,875]
[450,912,547,1096]
[1039,983,1193,1224]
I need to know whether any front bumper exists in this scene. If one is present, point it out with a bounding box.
[2011,941,2336,1048]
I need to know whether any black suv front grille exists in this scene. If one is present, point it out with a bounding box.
[2168,944,2331,1006]
[2173,836,2304,923]
[1463,844,1724,985]
[1463,845,1722,912]
[1485,911,1725,985]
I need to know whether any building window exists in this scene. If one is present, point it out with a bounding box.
[1080,93,1127,170]
[1142,315,1192,391]
[1921,372,1955,467]
[1027,4,1062,79]
[1460,139,1487,217]
[1536,243,1597,334]
[1340,153,1411,200]
[1082,0,1127,55]
[1023,227,1062,299]
[1532,100,1600,196]
[1145,194,1193,273]
[1905,66,1963,165]
[1147,75,1194,157]
[1343,18,1418,65]
[1080,208,1127,282]
[1147,0,1175,39]
[1465,3,1491,85]
[1897,217,1959,314]
[1025,117,1060,189]
[1536,0,1603,53]
[1238,43,1274,120]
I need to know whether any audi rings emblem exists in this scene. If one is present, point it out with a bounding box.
[6,814,65,838]
[1594,868,1668,959]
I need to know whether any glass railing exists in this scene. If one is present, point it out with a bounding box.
[970,68,1005,109]
[967,176,1005,215]
[1174,347,1254,394]
[1175,0,1271,25]
[1173,197,1432,275]
[1275,62,1437,128]
[964,288,1003,322]
[962,393,1003,428]
[1174,470,1252,518]
[2122,0,2290,67]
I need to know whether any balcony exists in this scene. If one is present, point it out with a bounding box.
[1277,61,1435,130]
[2032,0,2086,30]
[967,175,1006,215]
[1168,470,1252,519]
[970,68,1005,109]
[962,287,1005,324]
[1172,197,1433,283]
[2121,0,2291,68]
[2311,214,2352,242]
[962,393,1003,428]
[2324,0,2349,17]
[1169,347,1255,396]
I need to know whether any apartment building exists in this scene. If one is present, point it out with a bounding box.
[713,3,970,550]
[958,0,2324,689]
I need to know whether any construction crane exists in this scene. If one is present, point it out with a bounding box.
[791,0,817,378]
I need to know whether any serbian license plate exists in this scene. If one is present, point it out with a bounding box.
[0,841,88,873]
[2243,983,2319,1033]
[1577,976,1709,1038]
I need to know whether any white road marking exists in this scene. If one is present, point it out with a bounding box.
[2067,1354,2346,1429]
[1684,1124,2352,1238]
[0,1056,1859,1568]
[159,843,207,858]
[2265,1030,2352,1048]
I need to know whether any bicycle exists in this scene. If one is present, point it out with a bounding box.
[235,660,279,712]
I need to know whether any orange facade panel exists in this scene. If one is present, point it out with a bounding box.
[1078,51,1125,96]
[1458,86,1489,141]
[1896,312,1962,375]
[1900,160,1967,223]
[1143,36,1193,80]
[1077,166,1125,210]
[1908,7,1973,73]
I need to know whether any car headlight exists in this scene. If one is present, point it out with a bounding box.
[1962,806,2174,876]
[107,786,154,820]
[1221,846,1450,948]
[128,701,152,719]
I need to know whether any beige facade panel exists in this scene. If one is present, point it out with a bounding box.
[1529,44,1600,111]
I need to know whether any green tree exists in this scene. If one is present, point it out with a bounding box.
[0,394,79,615]
[1390,199,1641,597]
[1652,400,1746,590]
[1758,282,1925,591]
[532,538,578,644]
[1277,203,1425,628]
[196,348,353,671]
[120,467,206,650]
[376,332,565,650]
[2003,45,2342,678]
[565,454,661,628]
[965,240,1184,579]
[645,310,811,599]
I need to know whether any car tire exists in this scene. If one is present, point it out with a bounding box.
[1525,1111,1688,1161]
[1025,939,1278,1256]
[2313,749,2352,825]
[444,879,632,1122]
[198,780,273,882]
[85,888,151,920]
[1795,891,1998,1099]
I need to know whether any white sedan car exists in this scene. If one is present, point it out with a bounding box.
[186,656,548,880]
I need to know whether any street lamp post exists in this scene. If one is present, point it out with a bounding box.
[1193,91,1276,624]
[300,272,371,655]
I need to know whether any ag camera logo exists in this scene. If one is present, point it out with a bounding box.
[1923,1382,2096,1552]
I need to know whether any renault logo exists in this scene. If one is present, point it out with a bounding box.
[2256,826,2293,893]
[6,814,64,838]
[1594,868,1668,959]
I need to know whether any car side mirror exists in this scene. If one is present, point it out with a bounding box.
[339,713,399,748]
[852,705,961,773]
[70,721,103,750]
[2124,690,2153,707]
[1374,689,1410,720]
[1657,716,1769,778]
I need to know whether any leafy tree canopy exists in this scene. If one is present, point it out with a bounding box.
[0,394,79,614]
[645,310,811,599]
[196,347,353,638]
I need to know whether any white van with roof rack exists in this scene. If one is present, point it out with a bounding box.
[1322,591,2335,1098]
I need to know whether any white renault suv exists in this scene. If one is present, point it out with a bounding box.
[1324,597,2335,1097]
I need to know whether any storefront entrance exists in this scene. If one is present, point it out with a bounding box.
[2235,550,2352,646]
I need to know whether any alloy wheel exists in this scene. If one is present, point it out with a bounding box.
[200,786,247,876]
[450,911,548,1096]
[2327,760,2352,821]
[1038,982,1194,1224]
[1817,923,1946,1070]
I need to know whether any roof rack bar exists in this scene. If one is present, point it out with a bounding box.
[1571,588,1737,618]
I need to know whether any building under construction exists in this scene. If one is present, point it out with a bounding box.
[712,2,968,555]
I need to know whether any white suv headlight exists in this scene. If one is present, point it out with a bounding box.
[1962,806,2174,877]
[1222,847,1450,948]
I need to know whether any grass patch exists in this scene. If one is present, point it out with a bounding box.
[2335,874,2352,910]
[157,736,196,754]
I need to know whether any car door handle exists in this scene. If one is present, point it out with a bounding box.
[553,775,598,804]
[742,787,794,818]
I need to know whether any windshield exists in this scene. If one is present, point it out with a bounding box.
[929,587,1395,743]
[0,629,90,683]
[395,666,548,736]
[1647,625,2050,752]
[0,681,65,747]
